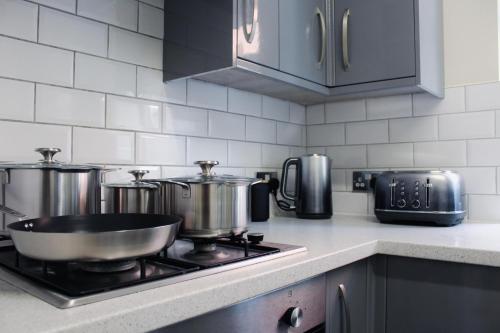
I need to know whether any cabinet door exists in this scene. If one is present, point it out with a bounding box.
[326,260,367,333]
[386,256,500,333]
[279,0,327,85]
[333,0,416,86]
[237,0,279,69]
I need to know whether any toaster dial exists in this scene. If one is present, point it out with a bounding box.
[390,178,429,210]
[397,199,407,208]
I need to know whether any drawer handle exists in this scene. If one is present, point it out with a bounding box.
[243,0,256,43]
[338,284,351,333]
[341,8,351,70]
[316,7,326,68]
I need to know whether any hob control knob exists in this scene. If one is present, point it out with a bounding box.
[283,307,303,328]
[412,200,421,209]
[247,233,264,244]
[397,199,406,208]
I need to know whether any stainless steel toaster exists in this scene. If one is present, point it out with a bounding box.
[374,170,465,226]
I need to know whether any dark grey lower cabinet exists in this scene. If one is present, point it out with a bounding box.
[386,256,500,333]
[326,257,387,333]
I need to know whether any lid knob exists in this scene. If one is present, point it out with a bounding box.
[194,160,219,176]
[35,148,61,163]
[128,170,149,182]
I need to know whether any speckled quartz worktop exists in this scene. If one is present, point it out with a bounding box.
[3,215,500,333]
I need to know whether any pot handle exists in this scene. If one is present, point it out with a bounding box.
[164,179,191,198]
[0,205,29,221]
[0,169,8,184]
[250,179,264,186]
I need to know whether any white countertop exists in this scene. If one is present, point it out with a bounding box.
[3,215,500,332]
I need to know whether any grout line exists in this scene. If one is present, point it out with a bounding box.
[36,4,40,43]
[72,51,76,88]
[32,83,37,122]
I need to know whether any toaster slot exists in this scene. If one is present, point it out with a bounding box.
[425,178,432,208]
[389,178,397,207]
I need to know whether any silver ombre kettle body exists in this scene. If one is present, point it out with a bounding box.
[280,154,332,219]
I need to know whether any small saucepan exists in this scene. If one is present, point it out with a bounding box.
[4,212,181,262]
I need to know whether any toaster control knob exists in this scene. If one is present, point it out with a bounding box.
[412,200,421,209]
[397,199,406,208]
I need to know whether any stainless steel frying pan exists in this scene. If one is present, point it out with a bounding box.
[6,214,181,262]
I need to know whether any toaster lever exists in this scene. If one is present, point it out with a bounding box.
[424,180,432,208]
[389,181,397,207]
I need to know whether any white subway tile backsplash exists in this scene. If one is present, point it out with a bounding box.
[33,0,76,13]
[306,104,325,125]
[307,147,326,155]
[366,95,412,120]
[187,80,227,111]
[36,84,105,127]
[162,166,199,178]
[262,144,289,168]
[439,111,495,140]
[106,95,161,132]
[346,120,388,145]
[163,104,208,137]
[73,127,134,164]
[208,111,245,140]
[414,141,466,167]
[0,0,37,41]
[228,88,262,117]
[39,7,108,57]
[367,143,413,168]
[325,99,366,123]
[262,96,289,122]
[137,67,186,104]
[0,78,34,121]
[228,141,261,167]
[186,137,227,165]
[0,121,71,162]
[469,195,500,221]
[450,167,496,195]
[290,103,306,125]
[136,133,185,165]
[290,147,306,157]
[307,123,345,146]
[466,82,500,111]
[390,116,438,142]
[332,192,368,215]
[75,53,136,96]
[277,123,303,146]
[77,0,138,31]
[468,139,500,166]
[140,0,164,9]
[138,3,163,39]
[327,145,367,168]
[109,27,162,69]
[246,117,276,143]
[0,36,73,86]
[413,87,465,116]
[332,169,347,192]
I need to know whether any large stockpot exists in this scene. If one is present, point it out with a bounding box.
[150,161,261,239]
[103,170,160,214]
[0,148,105,229]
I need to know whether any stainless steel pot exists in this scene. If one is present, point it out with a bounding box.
[150,161,261,239]
[0,148,106,230]
[103,170,160,214]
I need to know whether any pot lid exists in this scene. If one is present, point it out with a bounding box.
[169,161,258,184]
[0,148,103,170]
[103,170,159,189]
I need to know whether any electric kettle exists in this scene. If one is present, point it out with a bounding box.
[280,154,332,219]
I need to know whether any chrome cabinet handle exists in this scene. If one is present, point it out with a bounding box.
[243,0,256,43]
[342,8,351,70]
[338,284,351,333]
[316,7,326,68]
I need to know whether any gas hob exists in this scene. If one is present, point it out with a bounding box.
[0,236,306,308]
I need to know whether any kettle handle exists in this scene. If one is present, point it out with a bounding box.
[280,158,299,201]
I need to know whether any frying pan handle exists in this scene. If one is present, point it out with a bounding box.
[0,205,29,221]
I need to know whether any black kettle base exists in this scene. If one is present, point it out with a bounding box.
[295,213,332,220]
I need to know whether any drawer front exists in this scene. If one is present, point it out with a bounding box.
[160,275,326,333]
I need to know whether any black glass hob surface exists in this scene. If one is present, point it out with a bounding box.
[0,238,281,297]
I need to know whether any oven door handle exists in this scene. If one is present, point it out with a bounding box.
[338,284,351,333]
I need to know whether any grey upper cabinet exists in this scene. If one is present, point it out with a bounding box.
[332,0,416,86]
[237,0,279,69]
[279,0,328,85]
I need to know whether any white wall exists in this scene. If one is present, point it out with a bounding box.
[0,0,306,184]
[443,0,499,86]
